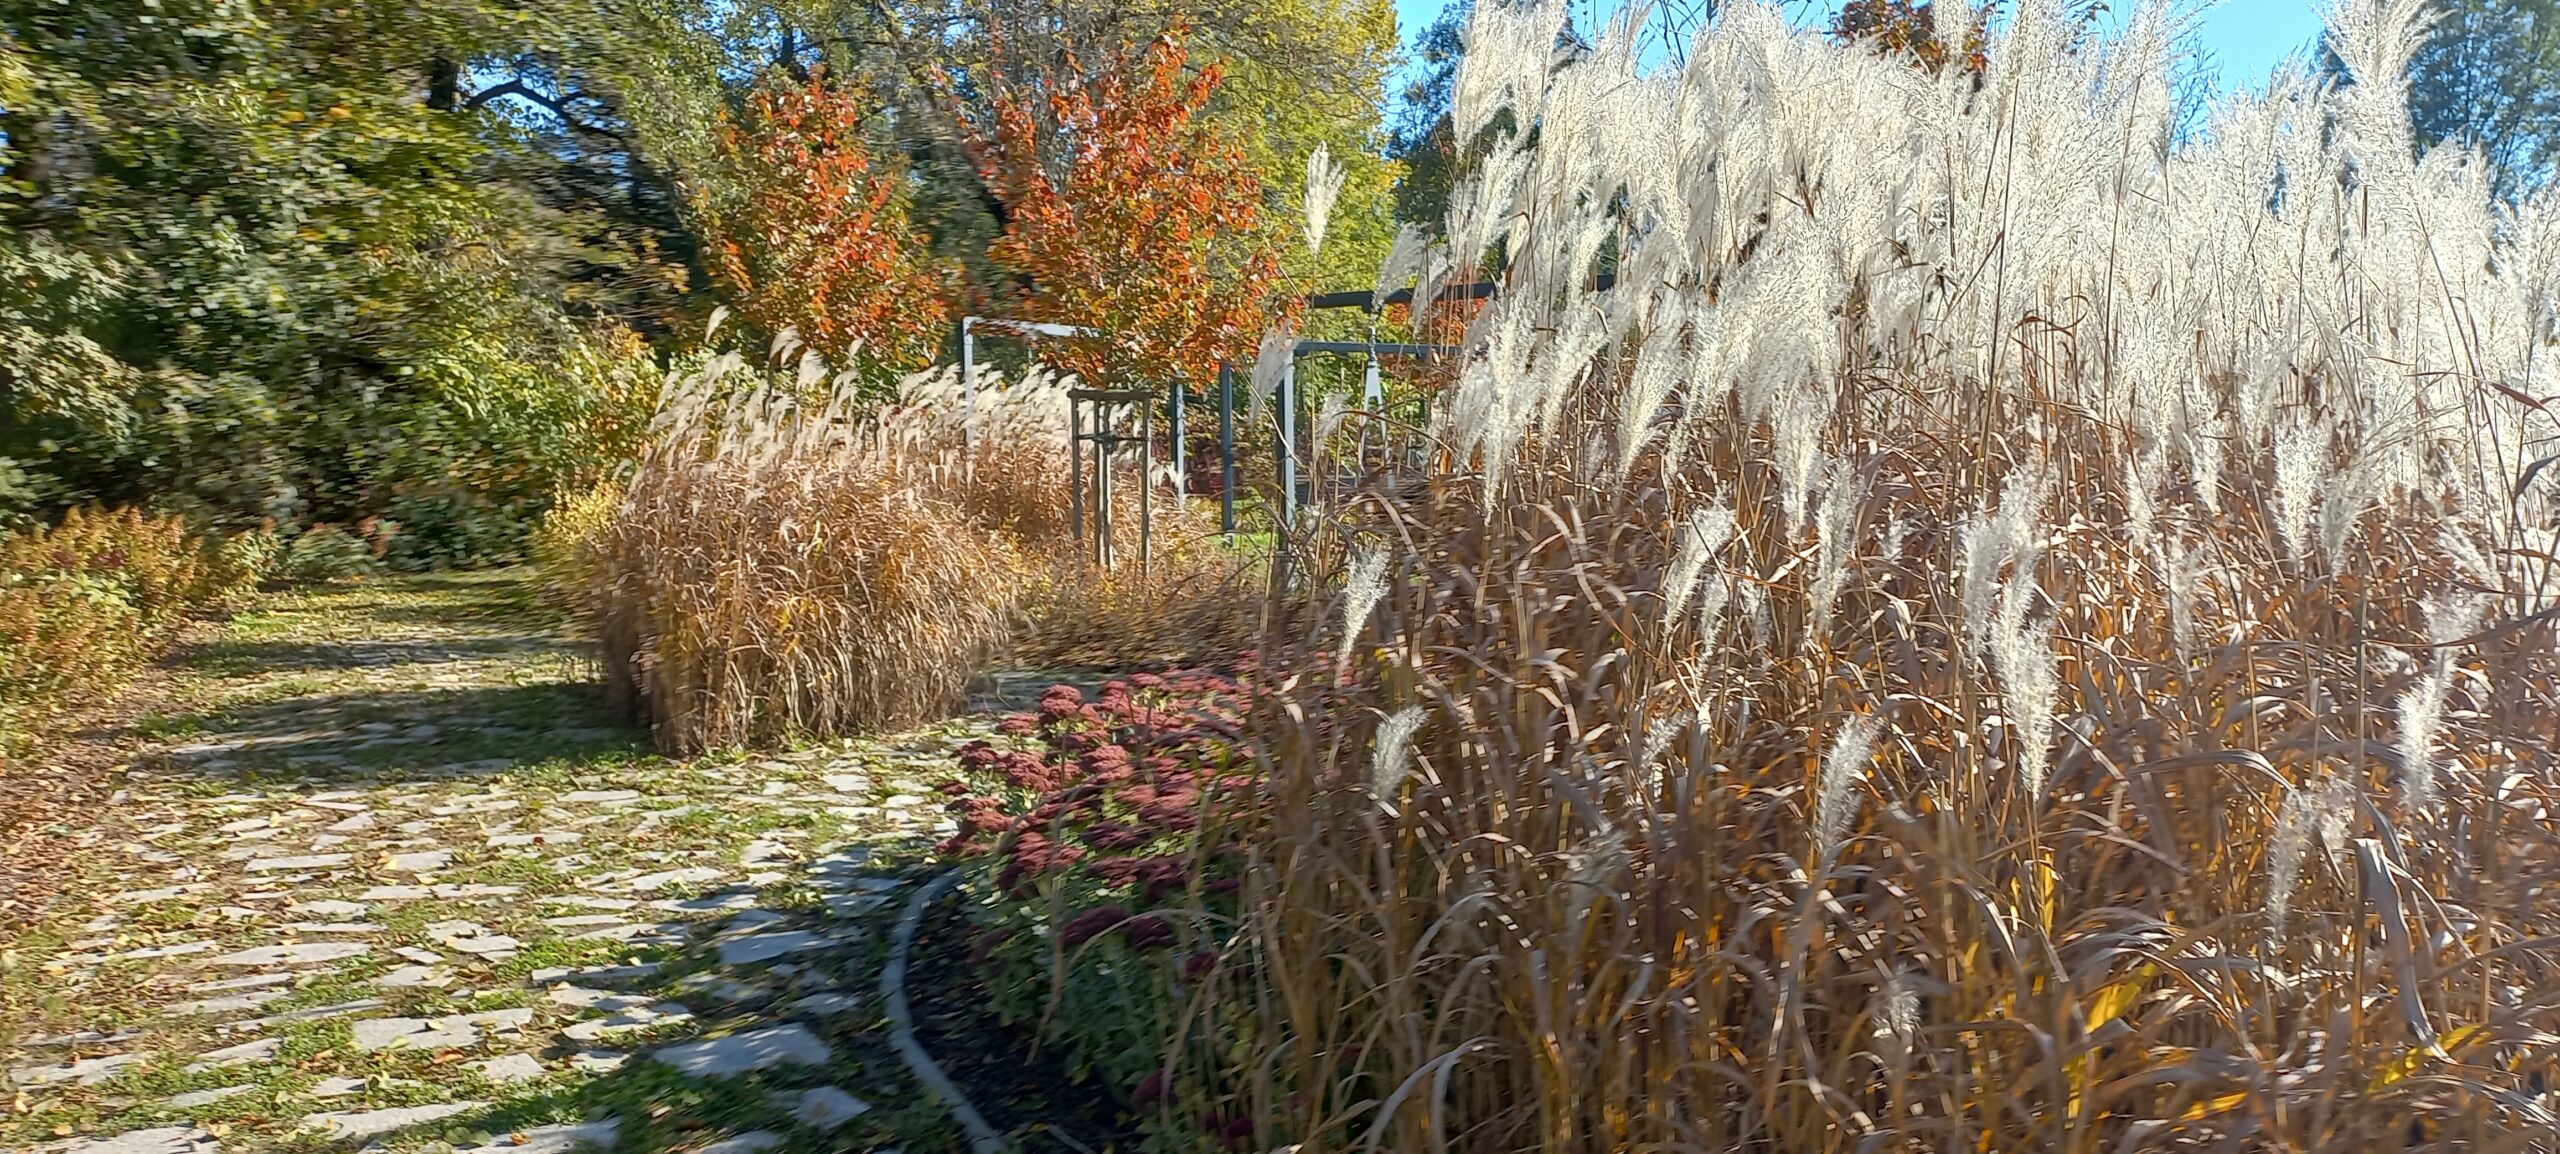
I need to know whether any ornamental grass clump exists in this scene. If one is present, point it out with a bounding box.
[596,356,1055,754]
[592,350,1256,755]
[1177,0,2560,1149]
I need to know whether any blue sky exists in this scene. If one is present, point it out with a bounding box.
[1388,0,2332,93]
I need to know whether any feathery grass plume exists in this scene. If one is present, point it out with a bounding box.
[1312,392,1349,463]
[1341,540,1391,650]
[2162,538,2202,664]
[2399,592,2490,809]
[1303,143,1347,257]
[2396,665,2449,812]
[1633,707,1683,792]
[1372,225,1430,312]
[1249,326,1296,417]
[1410,242,1454,323]
[1660,503,1736,629]
[2273,418,2326,563]
[1771,386,1830,530]
[2267,774,2360,940]
[1873,969,1921,1065]
[2318,457,2375,573]
[1814,714,1887,867]
[1989,568,2060,804]
[2123,445,2162,549]
[1807,457,1862,637]
[1960,468,2049,660]
[1368,705,1427,806]
[1615,301,1693,477]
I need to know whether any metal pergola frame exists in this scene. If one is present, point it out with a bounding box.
[1267,339,1459,530]
[960,278,1507,542]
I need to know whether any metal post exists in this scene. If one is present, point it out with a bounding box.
[1095,399,1114,569]
[1362,354,1382,478]
[959,319,976,454]
[1069,397,1084,559]
[1140,396,1153,573]
[1218,363,1236,536]
[1168,378,1186,506]
[1278,356,1298,530]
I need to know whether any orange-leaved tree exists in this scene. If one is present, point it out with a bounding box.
[1832,0,1992,77]
[702,73,954,373]
[967,31,1299,387]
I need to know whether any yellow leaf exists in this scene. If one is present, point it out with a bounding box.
[2085,964,2156,1030]
[2367,1023,2488,1093]
[2065,964,2157,1115]
[2029,852,2058,934]
[2178,1091,2250,1121]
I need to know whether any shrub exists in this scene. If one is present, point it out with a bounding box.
[278,524,387,585]
[0,507,251,732]
[528,478,624,620]
[0,570,144,722]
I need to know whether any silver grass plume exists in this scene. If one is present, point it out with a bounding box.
[1633,708,1683,794]
[1341,541,1391,650]
[1961,468,2049,660]
[1369,706,1427,806]
[1615,303,1692,477]
[1873,970,1921,1065]
[2273,419,2325,563]
[2318,456,2376,573]
[1250,327,1296,417]
[2163,538,2202,664]
[1808,458,1863,637]
[1815,714,1888,867]
[1661,504,1736,629]
[1373,224,1430,312]
[2398,593,2488,811]
[1989,569,2059,805]
[2267,774,2359,940]
[1303,144,1347,257]
[1312,393,1349,464]
[2395,664,2449,813]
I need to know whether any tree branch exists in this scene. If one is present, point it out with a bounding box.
[463,78,627,141]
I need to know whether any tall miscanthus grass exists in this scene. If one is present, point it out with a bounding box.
[1188,0,2560,1149]
[591,351,1257,755]
[597,355,1051,754]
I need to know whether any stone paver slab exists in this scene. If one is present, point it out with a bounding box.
[298,1102,486,1142]
[243,854,351,873]
[208,942,368,967]
[646,1024,828,1078]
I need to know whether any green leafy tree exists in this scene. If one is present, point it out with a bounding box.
[0,0,704,556]
[2406,0,2560,198]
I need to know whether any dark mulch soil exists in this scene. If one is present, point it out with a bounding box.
[904,903,1151,1154]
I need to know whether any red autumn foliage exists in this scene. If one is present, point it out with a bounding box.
[705,72,955,371]
[967,32,1301,387]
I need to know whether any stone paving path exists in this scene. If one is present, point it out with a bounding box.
[2,572,1010,1153]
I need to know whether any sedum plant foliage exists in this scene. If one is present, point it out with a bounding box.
[1191,0,2560,1150]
